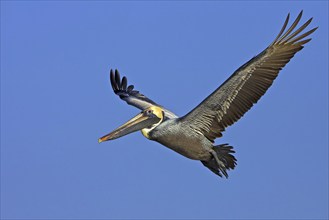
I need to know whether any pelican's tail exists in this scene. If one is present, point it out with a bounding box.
[201,144,237,178]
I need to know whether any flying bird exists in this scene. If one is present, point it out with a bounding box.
[99,11,317,178]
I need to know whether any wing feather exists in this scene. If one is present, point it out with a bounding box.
[180,11,317,142]
[109,69,178,119]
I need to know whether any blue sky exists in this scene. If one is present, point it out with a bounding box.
[1,1,328,219]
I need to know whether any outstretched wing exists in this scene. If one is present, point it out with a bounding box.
[180,11,317,142]
[110,69,178,119]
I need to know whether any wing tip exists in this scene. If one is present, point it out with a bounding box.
[108,69,137,97]
[271,10,317,46]
[110,69,118,91]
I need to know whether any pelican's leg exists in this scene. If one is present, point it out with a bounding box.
[210,149,225,168]
[209,149,229,177]
[203,145,236,178]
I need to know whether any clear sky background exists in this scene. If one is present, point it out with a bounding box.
[1,1,328,219]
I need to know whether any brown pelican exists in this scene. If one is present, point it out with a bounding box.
[99,11,317,178]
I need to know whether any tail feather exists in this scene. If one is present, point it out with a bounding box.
[201,144,237,178]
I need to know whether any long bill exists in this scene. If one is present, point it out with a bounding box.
[98,111,160,143]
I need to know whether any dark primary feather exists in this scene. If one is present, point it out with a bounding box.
[180,11,317,142]
[109,69,178,119]
[110,69,158,106]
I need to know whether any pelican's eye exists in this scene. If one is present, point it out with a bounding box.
[145,109,153,116]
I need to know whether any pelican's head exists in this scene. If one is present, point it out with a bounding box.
[98,106,164,143]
